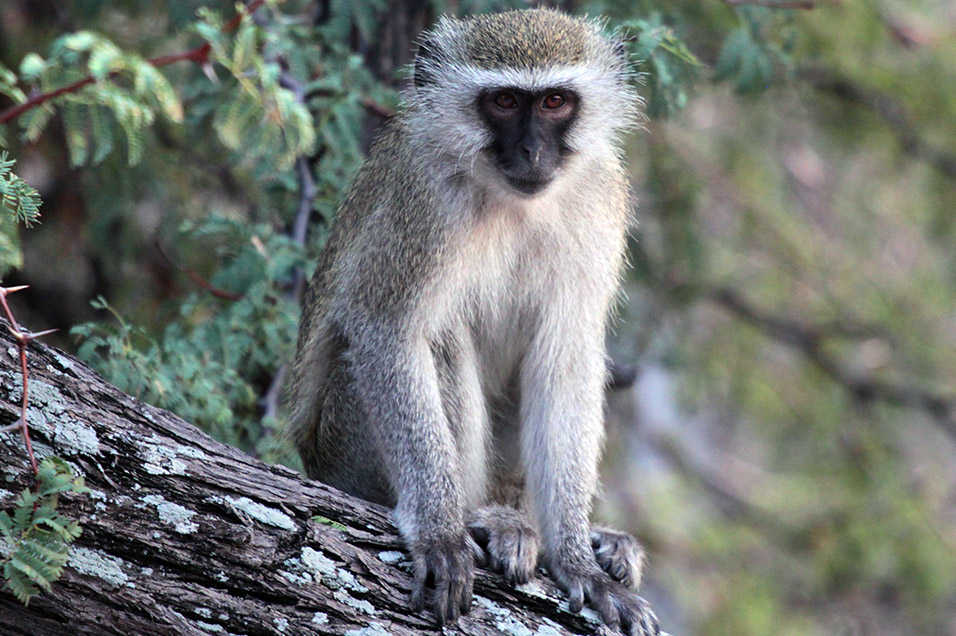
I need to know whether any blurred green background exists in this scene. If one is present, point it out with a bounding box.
[1,1,954,634]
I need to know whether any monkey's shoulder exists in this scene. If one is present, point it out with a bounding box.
[336,117,439,226]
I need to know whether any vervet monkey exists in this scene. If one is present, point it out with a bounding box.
[287,8,657,635]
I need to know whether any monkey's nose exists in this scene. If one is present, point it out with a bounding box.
[521,139,544,169]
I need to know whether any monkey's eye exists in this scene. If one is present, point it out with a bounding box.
[542,93,566,109]
[494,92,519,109]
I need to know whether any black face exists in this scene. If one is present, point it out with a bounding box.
[478,87,579,195]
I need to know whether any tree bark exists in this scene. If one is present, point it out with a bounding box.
[0,326,649,636]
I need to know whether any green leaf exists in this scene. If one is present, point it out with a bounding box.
[19,53,46,82]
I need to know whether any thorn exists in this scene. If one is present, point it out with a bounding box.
[202,62,218,83]
[25,328,58,340]
[0,285,29,296]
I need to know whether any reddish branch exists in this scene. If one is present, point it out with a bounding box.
[153,238,244,301]
[0,0,267,125]
[0,286,57,476]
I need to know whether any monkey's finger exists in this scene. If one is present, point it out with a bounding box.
[449,557,474,616]
[409,553,429,612]
[613,592,659,636]
[431,552,454,625]
[585,581,621,630]
[566,579,586,614]
[467,533,487,566]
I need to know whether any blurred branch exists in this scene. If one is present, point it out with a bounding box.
[707,286,956,441]
[0,0,267,125]
[153,238,244,301]
[799,67,956,181]
[721,0,816,9]
[306,86,395,120]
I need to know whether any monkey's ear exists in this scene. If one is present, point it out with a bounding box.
[610,36,632,84]
[611,37,628,63]
[414,37,438,89]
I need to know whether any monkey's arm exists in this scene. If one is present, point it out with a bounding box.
[520,289,658,636]
[520,302,607,581]
[337,248,476,624]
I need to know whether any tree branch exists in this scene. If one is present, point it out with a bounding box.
[721,0,816,10]
[799,66,956,181]
[707,286,956,441]
[0,321,670,635]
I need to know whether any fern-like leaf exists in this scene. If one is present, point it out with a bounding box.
[0,458,87,605]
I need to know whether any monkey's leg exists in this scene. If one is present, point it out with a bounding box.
[433,329,489,508]
[590,526,646,590]
[467,505,540,585]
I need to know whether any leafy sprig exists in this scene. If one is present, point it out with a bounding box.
[0,458,89,605]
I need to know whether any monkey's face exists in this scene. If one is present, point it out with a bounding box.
[477,87,579,196]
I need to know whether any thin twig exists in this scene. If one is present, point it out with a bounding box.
[0,0,267,125]
[0,285,58,476]
[278,69,319,304]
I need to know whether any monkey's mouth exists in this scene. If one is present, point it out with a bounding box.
[505,175,553,196]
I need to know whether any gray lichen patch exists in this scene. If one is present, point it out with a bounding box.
[69,546,132,588]
[333,588,376,615]
[176,445,207,460]
[283,546,373,610]
[141,493,199,534]
[11,375,99,458]
[300,546,335,573]
[213,495,296,531]
[496,616,535,636]
[52,417,100,456]
[344,622,391,636]
[377,550,404,565]
[475,595,507,615]
[195,621,226,634]
[311,612,329,625]
[140,434,190,475]
[474,596,538,636]
[331,567,368,593]
[534,618,564,636]
[515,579,550,599]
[23,378,68,417]
[49,351,75,373]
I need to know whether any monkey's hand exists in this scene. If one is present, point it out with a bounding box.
[408,529,478,625]
[467,505,540,585]
[547,556,660,636]
[591,526,646,590]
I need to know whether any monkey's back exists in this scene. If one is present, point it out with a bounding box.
[287,117,443,504]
